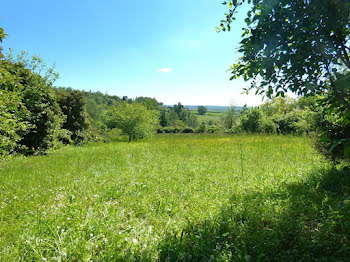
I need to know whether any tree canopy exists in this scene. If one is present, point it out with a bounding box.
[220,0,349,99]
[220,0,350,160]
[0,27,6,58]
[198,106,208,115]
[107,102,159,141]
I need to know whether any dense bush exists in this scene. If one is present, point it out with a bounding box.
[196,122,207,133]
[239,107,263,133]
[0,69,30,158]
[234,98,312,135]
[311,97,350,161]
[0,56,65,155]
[55,88,90,144]
[161,126,183,133]
[260,117,277,134]
[182,127,194,133]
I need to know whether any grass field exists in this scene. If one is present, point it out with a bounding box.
[191,110,224,123]
[1,134,349,261]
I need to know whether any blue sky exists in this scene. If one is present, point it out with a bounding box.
[1,0,263,106]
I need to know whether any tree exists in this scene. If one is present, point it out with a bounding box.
[220,0,350,159]
[240,107,263,133]
[134,97,163,110]
[220,0,349,97]
[167,103,198,128]
[107,102,159,141]
[55,88,90,144]
[222,106,239,130]
[0,67,30,158]
[197,106,208,115]
[0,27,7,58]
[1,53,64,153]
[159,108,168,127]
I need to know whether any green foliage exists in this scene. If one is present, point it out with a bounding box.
[0,54,64,154]
[196,122,207,133]
[171,102,198,128]
[159,103,198,130]
[260,97,311,135]
[221,0,350,97]
[159,108,168,127]
[222,106,239,130]
[312,100,350,161]
[239,107,263,133]
[73,91,163,141]
[83,91,121,134]
[221,0,350,160]
[260,117,278,134]
[107,102,159,141]
[134,96,163,110]
[55,88,90,144]
[197,105,207,115]
[0,69,30,158]
[0,27,7,58]
[160,126,183,133]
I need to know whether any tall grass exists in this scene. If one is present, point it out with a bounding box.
[0,134,348,261]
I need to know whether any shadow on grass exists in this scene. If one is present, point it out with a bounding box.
[137,165,350,261]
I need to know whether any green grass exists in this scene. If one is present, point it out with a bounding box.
[1,134,349,261]
[191,110,224,123]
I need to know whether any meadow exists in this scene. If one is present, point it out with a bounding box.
[190,110,224,123]
[0,134,349,261]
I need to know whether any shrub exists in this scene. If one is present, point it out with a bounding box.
[196,122,206,133]
[0,56,65,153]
[261,117,277,134]
[0,73,30,158]
[312,103,350,161]
[240,107,263,133]
[162,126,182,133]
[55,88,90,144]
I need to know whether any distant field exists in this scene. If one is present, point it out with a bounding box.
[191,110,224,123]
[184,105,230,111]
[1,135,349,261]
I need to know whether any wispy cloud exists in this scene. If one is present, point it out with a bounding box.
[157,68,172,73]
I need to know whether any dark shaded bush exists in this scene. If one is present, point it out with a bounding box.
[312,105,350,161]
[0,68,30,158]
[1,57,65,153]
[55,88,90,144]
[162,126,182,133]
[182,127,194,133]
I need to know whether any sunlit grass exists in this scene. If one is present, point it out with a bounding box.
[0,134,349,261]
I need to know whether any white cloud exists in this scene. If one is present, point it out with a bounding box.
[157,68,172,73]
